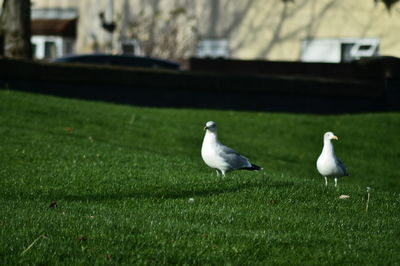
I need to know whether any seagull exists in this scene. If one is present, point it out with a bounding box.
[316,132,349,187]
[201,121,262,177]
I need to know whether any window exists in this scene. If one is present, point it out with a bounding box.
[348,41,379,61]
[32,36,75,59]
[195,39,229,58]
[32,43,37,58]
[301,38,379,63]
[64,40,74,55]
[340,43,355,63]
[120,39,141,55]
[44,41,57,58]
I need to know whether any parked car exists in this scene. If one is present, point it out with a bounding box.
[53,54,180,70]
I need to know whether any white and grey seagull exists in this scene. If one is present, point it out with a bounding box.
[316,132,349,187]
[201,121,262,177]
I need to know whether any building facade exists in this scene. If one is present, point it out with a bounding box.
[14,0,400,61]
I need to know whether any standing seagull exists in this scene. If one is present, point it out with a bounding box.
[201,121,262,177]
[316,132,349,187]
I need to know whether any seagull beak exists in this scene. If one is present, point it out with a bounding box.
[204,126,208,131]
[332,135,338,140]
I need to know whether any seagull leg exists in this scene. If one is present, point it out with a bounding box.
[221,170,226,178]
[215,170,220,176]
[334,178,338,187]
[324,177,328,187]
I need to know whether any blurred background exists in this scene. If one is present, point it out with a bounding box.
[23,0,400,62]
[0,0,398,62]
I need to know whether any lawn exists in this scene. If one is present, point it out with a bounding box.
[0,89,399,265]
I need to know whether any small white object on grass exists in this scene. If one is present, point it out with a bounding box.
[316,132,349,187]
[201,121,262,177]
[365,187,372,212]
[188,198,195,204]
[339,194,350,199]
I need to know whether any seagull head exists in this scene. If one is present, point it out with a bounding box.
[204,121,217,133]
[324,132,338,142]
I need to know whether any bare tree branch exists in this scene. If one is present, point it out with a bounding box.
[375,0,400,11]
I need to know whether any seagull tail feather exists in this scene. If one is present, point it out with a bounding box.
[239,164,262,171]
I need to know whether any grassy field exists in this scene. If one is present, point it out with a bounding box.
[0,89,399,265]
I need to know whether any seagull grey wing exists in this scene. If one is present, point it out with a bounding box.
[218,144,251,169]
[336,158,349,176]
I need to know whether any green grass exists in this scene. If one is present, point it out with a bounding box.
[0,89,399,265]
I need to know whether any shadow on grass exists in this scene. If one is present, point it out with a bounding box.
[1,175,296,202]
[57,177,295,202]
